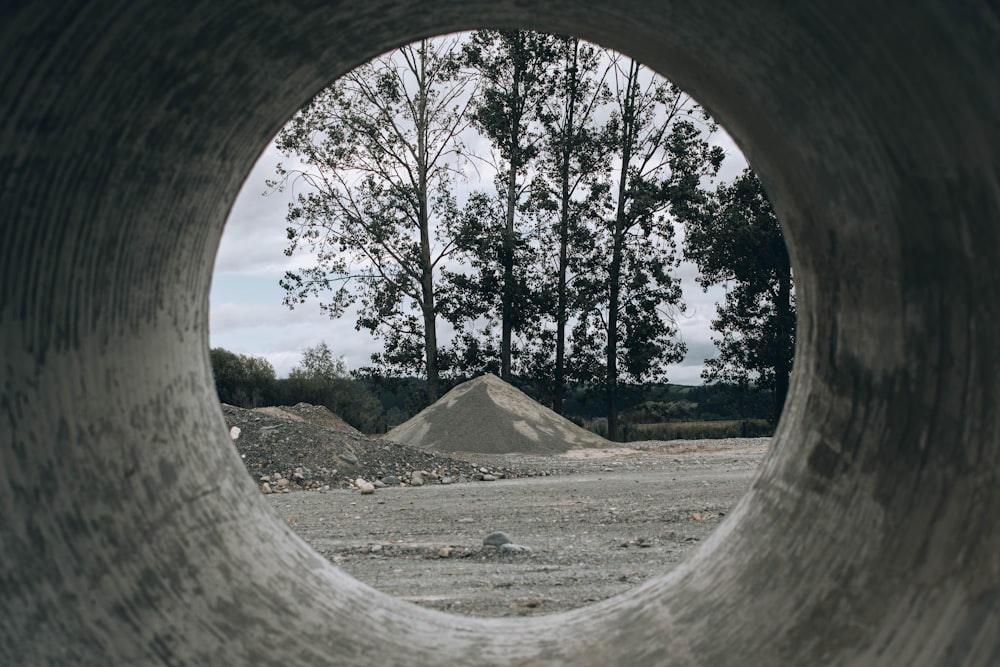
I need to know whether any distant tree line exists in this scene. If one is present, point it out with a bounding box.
[260,30,794,439]
[211,342,777,437]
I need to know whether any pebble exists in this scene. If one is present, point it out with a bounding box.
[500,543,532,553]
[381,476,401,486]
[229,426,241,440]
[359,482,375,495]
[338,452,359,465]
[482,474,497,482]
[438,547,452,558]
[483,531,512,547]
[260,482,273,494]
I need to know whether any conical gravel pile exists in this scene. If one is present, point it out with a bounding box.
[383,373,610,455]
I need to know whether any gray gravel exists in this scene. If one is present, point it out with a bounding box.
[268,439,767,617]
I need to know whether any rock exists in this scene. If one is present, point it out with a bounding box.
[338,452,359,465]
[410,471,425,487]
[479,467,490,474]
[500,543,532,553]
[261,482,273,494]
[293,472,305,485]
[483,531,512,547]
[276,478,290,489]
[440,476,453,485]
[229,426,241,440]
[381,476,401,486]
[259,475,271,483]
[373,479,386,488]
[438,547,451,558]
[482,474,497,482]
[359,482,375,495]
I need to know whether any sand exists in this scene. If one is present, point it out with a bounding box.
[383,373,612,455]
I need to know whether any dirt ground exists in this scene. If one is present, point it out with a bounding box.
[268,438,768,617]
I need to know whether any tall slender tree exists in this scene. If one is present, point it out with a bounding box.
[574,55,724,440]
[460,30,559,382]
[681,168,795,423]
[530,36,612,412]
[269,38,474,402]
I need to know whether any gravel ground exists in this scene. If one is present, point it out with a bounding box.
[268,438,767,617]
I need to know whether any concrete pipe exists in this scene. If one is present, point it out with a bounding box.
[1,1,997,664]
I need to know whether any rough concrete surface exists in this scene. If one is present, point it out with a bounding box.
[1,1,998,665]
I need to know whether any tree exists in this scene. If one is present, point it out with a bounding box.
[459,30,559,382]
[287,341,347,380]
[681,168,795,423]
[530,36,612,412]
[209,348,276,408]
[282,342,381,432]
[270,37,475,402]
[573,55,724,441]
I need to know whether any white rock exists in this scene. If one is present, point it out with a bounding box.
[359,482,375,495]
[229,426,241,440]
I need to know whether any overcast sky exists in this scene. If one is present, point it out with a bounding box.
[209,53,748,384]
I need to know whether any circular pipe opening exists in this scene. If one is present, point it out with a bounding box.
[2,2,997,665]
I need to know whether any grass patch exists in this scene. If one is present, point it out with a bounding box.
[625,419,774,441]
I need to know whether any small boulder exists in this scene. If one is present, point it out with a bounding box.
[483,531,512,547]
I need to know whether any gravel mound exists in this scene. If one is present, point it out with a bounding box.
[384,373,611,455]
[222,403,538,492]
[253,402,360,433]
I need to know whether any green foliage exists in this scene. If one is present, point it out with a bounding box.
[626,419,774,441]
[569,56,724,439]
[269,37,475,402]
[680,168,795,422]
[280,343,381,432]
[209,348,276,408]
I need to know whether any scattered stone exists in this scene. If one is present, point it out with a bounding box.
[359,482,375,495]
[222,403,537,492]
[229,426,241,440]
[479,467,490,474]
[482,474,497,482]
[440,476,454,485]
[261,482,273,494]
[259,475,271,483]
[276,478,290,489]
[457,517,475,523]
[483,531,512,547]
[410,471,425,487]
[373,479,386,489]
[438,547,452,558]
[499,543,532,553]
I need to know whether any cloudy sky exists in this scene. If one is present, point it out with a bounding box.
[209,55,748,384]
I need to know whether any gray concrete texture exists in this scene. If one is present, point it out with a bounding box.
[0,1,997,665]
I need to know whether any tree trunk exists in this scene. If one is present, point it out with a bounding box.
[605,60,638,442]
[416,39,439,403]
[772,262,793,423]
[500,34,526,383]
[553,40,579,415]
